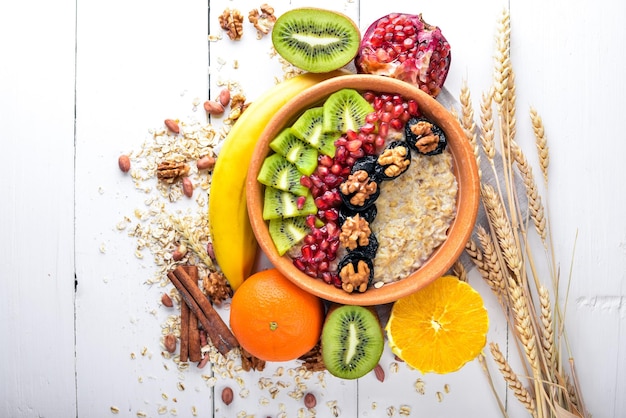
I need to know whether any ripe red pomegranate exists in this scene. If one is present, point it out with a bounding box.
[355,13,451,97]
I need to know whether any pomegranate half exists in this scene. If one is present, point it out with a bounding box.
[355,13,451,97]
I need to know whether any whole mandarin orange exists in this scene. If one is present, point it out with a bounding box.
[229,268,325,362]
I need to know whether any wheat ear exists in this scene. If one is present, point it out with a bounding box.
[530,107,550,185]
[490,342,537,417]
[493,9,511,107]
[511,142,547,244]
[481,183,523,278]
[451,259,469,283]
[460,80,481,178]
[480,87,496,161]
[509,278,540,373]
[475,225,506,298]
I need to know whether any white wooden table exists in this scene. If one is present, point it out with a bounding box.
[1,0,625,416]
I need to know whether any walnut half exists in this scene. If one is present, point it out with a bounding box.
[409,120,440,154]
[219,8,244,40]
[340,259,370,293]
[156,161,189,183]
[339,214,371,250]
[248,4,276,38]
[340,170,378,207]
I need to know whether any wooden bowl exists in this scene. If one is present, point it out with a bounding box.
[246,74,479,305]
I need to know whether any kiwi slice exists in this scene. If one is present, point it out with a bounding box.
[257,153,309,196]
[271,8,360,73]
[291,107,338,157]
[322,305,384,379]
[263,187,317,220]
[323,88,374,133]
[269,216,310,255]
[270,128,319,175]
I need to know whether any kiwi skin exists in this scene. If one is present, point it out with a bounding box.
[271,8,361,73]
[321,304,384,380]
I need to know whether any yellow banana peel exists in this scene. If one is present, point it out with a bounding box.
[208,70,350,291]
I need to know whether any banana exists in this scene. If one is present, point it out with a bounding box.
[208,70,349,291]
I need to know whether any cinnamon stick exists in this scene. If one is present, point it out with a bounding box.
[179,297,190,362]
[181,266,202,363]
[167,266,238,356]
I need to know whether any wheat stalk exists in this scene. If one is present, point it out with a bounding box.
[462,8,587,417]
[493,9,511,107]
[481,183,523,279]
[480,87,496,161]
[511,141,548,244]
[460,79,482,178]
[530,107,550,185]
[490,343,537,417]
[451,259,469,283]
[475,225,507,298]
[538,285,556,377]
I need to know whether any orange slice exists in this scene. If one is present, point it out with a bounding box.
[385,275,488,374]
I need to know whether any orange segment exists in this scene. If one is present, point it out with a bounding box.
[385,275,488,374]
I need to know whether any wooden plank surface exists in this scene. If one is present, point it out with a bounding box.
[0,1,77,417]
[1,0,625,416]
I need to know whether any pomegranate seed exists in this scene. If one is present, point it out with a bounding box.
[390,118,404,130]
[379,121,389,138]
[360,122,376,134]
[301,245,312,261]
[293,258,306,271]
[347,140,363,152]
[365,112,378,124]
[319,155,333,167]
[330,164,343,175]
[300,176,312,188]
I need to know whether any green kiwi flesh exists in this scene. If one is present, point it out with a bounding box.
[269,216,310,255]
[257,153,309,196]
[323,88,374,133]
[322,305,384,379]
[271,8,360,73]
[263,187,317,220]
[291,107,338,157]
[269,128,319,175]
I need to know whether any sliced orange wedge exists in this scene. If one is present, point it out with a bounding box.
[386,275,489,374]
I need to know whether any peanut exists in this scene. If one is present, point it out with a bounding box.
[164,119,180,133]
[118,155,131,173]
[218,88,231,107]
[221,386,234,405]
[172,243,188,261]
[197,355,210,369]
[304,392,317,409]
[182,177,194,198]
[164,334,177,353]
[196,155,216,171]
[204,100,225,116]
[161,293,173,308]
[374,363,385,382]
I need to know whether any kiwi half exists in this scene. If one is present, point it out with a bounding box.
[291,107,338,157]
[263,187,317,220]
[257,153,309,196]
[323,88,374,133]
[269,216,310,255]
[269,128,319,176]
[271,8,360,73]
[321,305,384,379]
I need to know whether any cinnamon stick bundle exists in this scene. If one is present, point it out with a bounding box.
[181,266,202,363]
[167,265,238,357]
